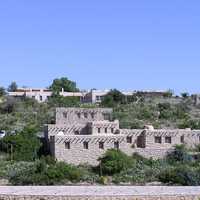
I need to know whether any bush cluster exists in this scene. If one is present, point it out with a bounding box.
[1,146,200,185]
[7,158,97,185]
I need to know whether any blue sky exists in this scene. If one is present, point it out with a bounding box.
[0,0,200,94]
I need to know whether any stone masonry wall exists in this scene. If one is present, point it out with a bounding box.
[0,195,200,200]
[47,108,200,166]
[52,129,200,166]
[1,186,200,200]
[56,108,113,125]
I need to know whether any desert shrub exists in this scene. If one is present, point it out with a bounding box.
[166,145,193,164]
[178,119,200,129]
[173,103,189,119]
[159,165,199,186]
[112,156,168,184]
[99,149,134,175]
[76,164,98,183]
[157,103,173,119]
[48,95,80,107]
[2,125,41,161]
[98,176,109,185]
[8,159,94,185]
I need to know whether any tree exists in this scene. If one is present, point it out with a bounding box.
[49,77,79,94]
[2,125,41,161]
[101,89,125,107]
[181,92,189,98]
[8,82,18,92]
[0,87,6,97]
[163,89,174,98]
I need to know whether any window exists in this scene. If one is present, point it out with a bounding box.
[127,136,132,143]
[111,128,114,133]
[181,135,184,143]
[83,141,89,149]
[84,113,88,118]
[114,141,119,149]
[155,136,162,144]
[50,136,54,141]
[99,142,104,149]
[96,96,101,101]
[75,130,80,135]
[77,113,81,119]
[65,142,70,149]
[98,128,101,133]
[40,96,43,101]
[165,136,171,144]
[63,112,67,118]
[105,128,108,133]
[103,113,110,120]
[91,113,95,119]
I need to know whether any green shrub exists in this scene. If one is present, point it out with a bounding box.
[8,160,87,185]
[2,125,41,161]
[99,149,134,175]
[98,176,109,185]
[159,165,199,186]
[166,145,193,164]
[101,89,126,107]
[178,119,200,129]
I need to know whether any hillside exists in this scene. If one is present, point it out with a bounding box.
[113,96,200,130]
[0,95,200,133]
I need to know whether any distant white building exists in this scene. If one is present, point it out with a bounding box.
[8,88,86,103]
[8,88,169,104]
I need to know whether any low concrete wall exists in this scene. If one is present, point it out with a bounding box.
[0,186,200,200]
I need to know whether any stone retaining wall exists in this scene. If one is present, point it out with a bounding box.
[0,186,200,200]
[0,195,199,200]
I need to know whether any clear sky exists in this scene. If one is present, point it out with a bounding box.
[0,0,200,94]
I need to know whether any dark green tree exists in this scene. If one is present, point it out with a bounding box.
[0,87,6,97]
[101,89,125,107]
[49,77,79,94]
[8,82,18,92]
[2,125,41,161]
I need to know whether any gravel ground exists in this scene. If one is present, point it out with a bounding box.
[0,186,200,196]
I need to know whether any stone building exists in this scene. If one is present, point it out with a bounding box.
[45,108,200,166]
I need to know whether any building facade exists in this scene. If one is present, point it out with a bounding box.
[45,108,200,166]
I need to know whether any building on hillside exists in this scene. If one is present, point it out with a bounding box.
[83,89,137,104]
[8,88,169,104]
[45,107,200,166]
[8,88,86,103]
[83,89,169,104]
